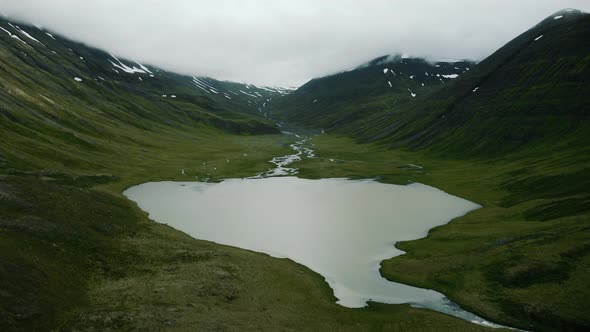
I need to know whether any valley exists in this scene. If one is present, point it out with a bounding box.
[1,6,589,332]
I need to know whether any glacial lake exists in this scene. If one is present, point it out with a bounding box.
[124,176,503,327]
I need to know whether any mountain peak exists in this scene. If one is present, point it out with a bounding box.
[535,8,588,27]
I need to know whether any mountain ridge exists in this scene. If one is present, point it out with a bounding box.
[0,15,294,173]
[270,54,475,130]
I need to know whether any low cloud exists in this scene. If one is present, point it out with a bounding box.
[1,0,588,86]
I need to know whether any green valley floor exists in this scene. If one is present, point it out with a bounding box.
[2,130,588,331]
[1,130,501,331]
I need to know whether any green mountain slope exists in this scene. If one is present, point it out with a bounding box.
[358,9,590,157]
[274,9,590,157]
[0,16,292,173]
[271,55,473,130]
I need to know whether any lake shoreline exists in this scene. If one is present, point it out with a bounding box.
[124,176,507,329]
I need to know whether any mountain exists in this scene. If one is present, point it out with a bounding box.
[0,16,295,172]
[274,9,590,157]
[359,9,590,157]
[271,55,474,130]
[271,8,590,331]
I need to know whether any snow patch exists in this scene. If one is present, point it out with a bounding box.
[8,24,44,46]
[136,62,153,74]
[45,32,56,40]
[554,15,563,20]
[534,35,543,41]
[442,74,459,79]
[109,54,147,74]
[0,26,28,45]
[240,90,258,98]
[383,68,389,74]
[16,28,44,45]
[472,86,480,93]
[191,77,211,93]
[74,77,83,82]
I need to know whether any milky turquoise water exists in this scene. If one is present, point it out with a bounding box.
[124,177,504,327]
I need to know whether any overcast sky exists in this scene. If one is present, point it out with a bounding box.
[0,0,588,86]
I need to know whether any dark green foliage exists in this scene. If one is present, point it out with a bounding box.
[500,169,590,221]
[524,197,590,221]
[0,173,143,331]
